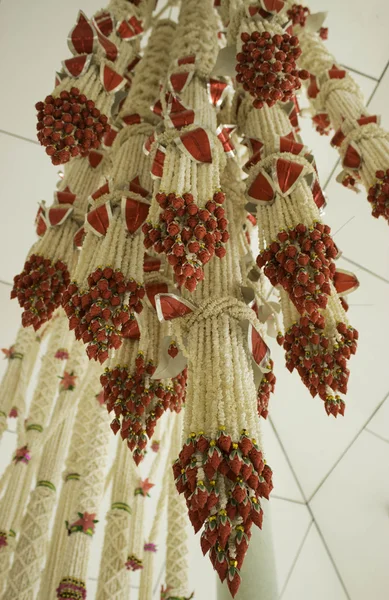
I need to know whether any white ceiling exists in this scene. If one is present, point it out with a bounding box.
[0,0,388,599]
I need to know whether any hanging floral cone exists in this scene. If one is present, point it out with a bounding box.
[153,171,274,596]
[293,5,389,223]
[142,0,232,292]
[101,302,186,464]
[62,19,176,362]
[35,2,152,165]
[232,3,309,110]
[277,287,358,416]
[11,150,108,330]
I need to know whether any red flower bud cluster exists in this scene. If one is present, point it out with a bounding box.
[236,31,309,109]
[257,222,337,319]
[277,317,358,415]
[173,430,273,597]
[143,191,229,291]
[36,88,110,165]
[257,360,276,419]
[367,169,389,223]
[63,267,145,364]
[287,4,310,27]
[11,254,70,330]
[101,357,187,464]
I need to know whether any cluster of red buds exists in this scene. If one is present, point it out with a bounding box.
[11,254,70,330]
[143,192,229,291]
[173,429,273,597]
[36,88,110,165]
[236,31,309,109]
[62,267,144,363]
[287,3,310,27]
[277,317,358,416]
[101,355,187,464]
[367,169,389,223]
[257,222,337,318]
[257,360,276,419]
[56,577,86,600]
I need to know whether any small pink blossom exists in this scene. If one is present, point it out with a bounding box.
[13,445,31,464]
[0,533,7,548]
[1,346,22,360]
[59,371,77,391]
[8,407,18,418]
[151,440,160,453]
[96,390,105,405]
[144,542,157,553]
[55,348,69,360]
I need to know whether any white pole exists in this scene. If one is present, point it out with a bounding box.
[217,504,278,600]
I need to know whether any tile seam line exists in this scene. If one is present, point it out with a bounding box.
[307,390,389,503]
[307,518,352,600]
[365,428,389,445]
[341,64,379,82]
[268,417,351,599]
[279,520,314,599]
[0,129,39,146]
[341,256,389,285]
[268,417,307,503]
[366,58,389,106]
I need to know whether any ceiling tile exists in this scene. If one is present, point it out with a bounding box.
[310,431,389,600]
[367,397,389,442]
[261,418,304,502]
[268,257,389,499]
[269,499,312,593]
[298,72,376,186]
[0,132,60,283]
[282,523,348,600]
[0,0,102,140]
[307,0,389,79]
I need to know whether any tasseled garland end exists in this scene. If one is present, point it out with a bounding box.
[36,88,110,166]
[277,319,358,415]
[173,430,273,596]
[101,358,187,463]
[257,222,338,318]
[56,577,86,600]
[11,254,70,330]
[62,268,145,363]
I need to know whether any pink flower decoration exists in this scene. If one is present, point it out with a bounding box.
[8,407,18,418]
[55,348,69,360]
[144,542,157,552]
[151,440,160,453]
[0,532,7,548]
[96,390,105,405]
[135,478,154,497]
[13,446,31,464]
[59,371,77,391]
